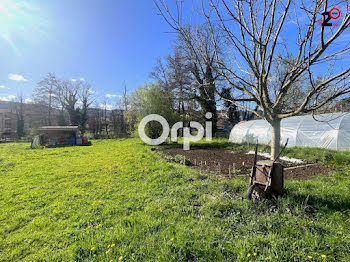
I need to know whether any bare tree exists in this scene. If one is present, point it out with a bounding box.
[111,109,127,138]
[79,82,94,135]
[151,48,200,128]
[150,58,172,94]
[122,81,129,111]
[16,94,25,138]
[34,73,59,125]
[167,47,193,115]
[176,24,222,134]
[154,0,350,159]
[88,106,104,138]
[57,80,80,126]
[101,100,110,139]
[56,80,94,134]
[150,57,178,114]
[120,82,129,136]
[221,87,241,125]
[151,26,222,133]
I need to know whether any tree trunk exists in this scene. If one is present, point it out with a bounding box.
[48,91,52,126]
[270,118,281,160]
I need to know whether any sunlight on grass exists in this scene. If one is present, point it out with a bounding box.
[0,139,350,261]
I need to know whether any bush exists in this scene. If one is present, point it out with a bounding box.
[125,83,180,139]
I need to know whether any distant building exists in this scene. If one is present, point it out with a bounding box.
[216,118,233,137]
[217,107,261,122]
[334,98,350,112]
[0,109,17,138]
[217,109,229,119]
[0,101,59,138]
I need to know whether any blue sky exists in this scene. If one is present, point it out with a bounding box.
[0,0,349,108]
[0,0,177,107]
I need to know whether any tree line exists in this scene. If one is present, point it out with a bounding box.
[30,73,94,136]
[153,0,350,159]
[14,35,253,140]
[13,0,350,151]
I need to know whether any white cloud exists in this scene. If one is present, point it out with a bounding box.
[25,98,33,103]
[106,93,122,98]
[0,85,5,89]
[71,77,85,82]
[99,103,114,110]
[0,95,16,101]
[88,89,94,94]
[8,74,27,81]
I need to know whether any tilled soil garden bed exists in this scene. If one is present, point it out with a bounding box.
[160,148,334,180]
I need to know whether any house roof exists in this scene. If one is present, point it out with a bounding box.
[38,126,79,131]
[0,109,13,113]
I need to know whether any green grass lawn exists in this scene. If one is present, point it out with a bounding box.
[1,139,350,261]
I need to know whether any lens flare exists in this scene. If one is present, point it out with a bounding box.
[0,0,48,54]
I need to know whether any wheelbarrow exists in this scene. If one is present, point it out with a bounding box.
[247,139,289,200]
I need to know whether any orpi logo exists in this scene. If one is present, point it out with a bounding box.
[319,8,341,27]
[138,113,213,150]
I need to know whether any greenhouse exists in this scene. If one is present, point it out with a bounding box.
[229,112,350,150]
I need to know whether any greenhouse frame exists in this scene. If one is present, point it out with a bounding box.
[229,112,350,150]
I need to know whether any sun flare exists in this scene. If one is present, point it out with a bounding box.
[0,0,47,53]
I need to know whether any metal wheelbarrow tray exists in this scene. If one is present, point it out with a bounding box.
[247,139,288,200]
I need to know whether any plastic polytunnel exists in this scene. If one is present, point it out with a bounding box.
[229,112,350,150]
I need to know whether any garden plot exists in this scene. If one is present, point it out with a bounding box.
[160,148,334,180]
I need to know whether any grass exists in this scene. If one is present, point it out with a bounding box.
[0,139,350,261]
